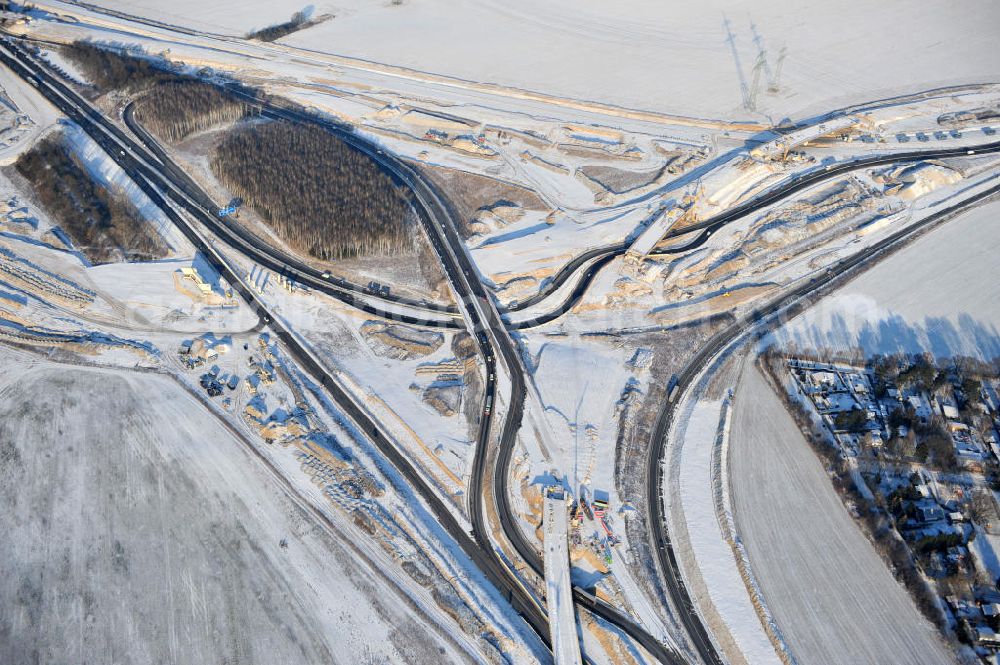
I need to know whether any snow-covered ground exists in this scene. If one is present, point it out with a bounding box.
[669,396,781,665]
[728,362,952,665]
[526,335,635,494]
[13,2,1000,319]
[208,243,479,509]
[0,350,478,665]
[772,197,1000,360]
[516,332,682,649]
[63,123,192,254]
[5,2,999,658]
[60,0,1000,121]
[85,258,259,333]
[0,88,543,663]
[971,527,1000,584]
[0,55,60,164]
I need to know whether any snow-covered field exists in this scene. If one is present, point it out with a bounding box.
[526,335,636,494]
[85,258,259,333]
[4,1,999,658]
[773,197,1000,360]
[728,362,952,665]
[0,350,476,665]
[65,0,1000,121]
[0,109,540,664]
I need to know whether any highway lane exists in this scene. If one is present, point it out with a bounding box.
[7,33,673,665]
[644,181,1000,665]
[382,139,688,663]
[4,41,460,328]
[507,242,627,312]
[19,34,995,663]
[121,100,462,317]
[505,139,1000,327]
[508,139,1000,660]
[0,37,563,649]
[179,65,689,661]
[197,79,1000,664]
[29,37,999,340]
[3,38,681,661]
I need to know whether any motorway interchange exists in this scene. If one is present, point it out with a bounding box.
[6,33,1000,664]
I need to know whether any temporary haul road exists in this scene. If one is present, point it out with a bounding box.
[6,34,1000,665]
[644,180,1000,665]
[507,139,1000,327]
[0,38,680,664]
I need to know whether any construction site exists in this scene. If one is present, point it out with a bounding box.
[0,2,998,664]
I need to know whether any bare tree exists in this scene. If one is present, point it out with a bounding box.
[16,134,167,264]
[211,121,413,261]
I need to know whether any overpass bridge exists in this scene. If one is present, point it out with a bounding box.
[544,486,583,665]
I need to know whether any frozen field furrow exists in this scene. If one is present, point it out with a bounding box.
[728,362,952,665]
[0,355,475,665]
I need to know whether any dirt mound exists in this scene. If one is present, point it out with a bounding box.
[422,381,463,416]
[360,321,443,360]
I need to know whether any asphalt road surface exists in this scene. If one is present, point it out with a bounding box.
[8,35,996,664]
[644,180,1000,665]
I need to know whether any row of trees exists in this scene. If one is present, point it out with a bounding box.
[61,41,251,144]
[211,121,413,261]
[16,134,167,264]
[759,352,949,629]
[135,82,249,144]
[247,11,311,42]
[62,41,175,92]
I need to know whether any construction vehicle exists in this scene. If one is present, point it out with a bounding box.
[667,375,680,402]
[599,516,621,546]
[366,280,391,297]
[580,495,594,521]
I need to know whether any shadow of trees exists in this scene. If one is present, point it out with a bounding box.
[772,309,1000,363]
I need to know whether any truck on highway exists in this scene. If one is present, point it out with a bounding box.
[667,374,679,402]
[483,395,493,416]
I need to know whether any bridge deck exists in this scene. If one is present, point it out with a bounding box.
[544,488,582,665]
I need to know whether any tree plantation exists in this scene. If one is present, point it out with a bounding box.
[62,41,174,92]
[60,41,415,264]
[16,134,167,264]
[135,82,249,144]
[211,121,413,261]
